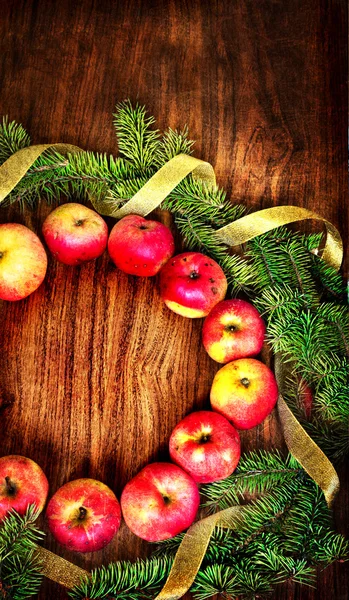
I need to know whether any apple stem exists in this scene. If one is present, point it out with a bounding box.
[75,219,84,226]
[5,476,15,495]
[78,506,87,520]
[240,377,250,388]
[200,434,211,444]
[189,271,200,280]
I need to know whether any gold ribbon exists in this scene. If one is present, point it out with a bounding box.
[109,153,216,219]
[0,147,342,272]
[0,146,343,597]
[0,144,82,204]
[277,394,340,506]
[35,546,89,589]
[213,205,343,272]
[274,357,340,507]
[155,506,243,600]
[0,146,342,272]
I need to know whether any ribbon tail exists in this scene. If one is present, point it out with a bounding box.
[155,506,243,600]
[275,356,340,507]
[35,546,89,588]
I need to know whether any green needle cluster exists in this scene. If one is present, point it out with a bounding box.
[0,506,44,599]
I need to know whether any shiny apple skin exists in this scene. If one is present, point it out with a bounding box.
[46,478,121,553]
[108,215,175,276]
[42,203,108,265]
[0,223,47,301]
[120,463,199,541]
[169,411,241,483]
[159,252,227,318]
[210,358,279,430]
[0,455,49,521]
[202,299,266,363]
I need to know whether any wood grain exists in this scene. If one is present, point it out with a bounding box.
[0,1,348,598]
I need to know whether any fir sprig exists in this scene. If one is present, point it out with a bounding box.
[246,228,319,304]
[192,558,315,600]
[0,506,44,600]
[0,117,31,164]
[68,556,172,600]
[248,229,348,461]
[113,100,161,170]
[155,125,195,166]
[200,450,304,511]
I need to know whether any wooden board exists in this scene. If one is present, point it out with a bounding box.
[0,1,347,598]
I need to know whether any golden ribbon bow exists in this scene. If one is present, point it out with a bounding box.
[0,146,343,597]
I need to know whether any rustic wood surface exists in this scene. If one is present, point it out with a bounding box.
[0,0,348,598]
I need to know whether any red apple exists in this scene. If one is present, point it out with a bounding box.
[169,411,241,483]
[0,455,49,521]
[42,203,108,265]
[202,299,265,363]
[210,358,278,429]
[46,478,121,553]
[120,463,199,541]
[0,223,47,301]
[108,215,175,276]
[159,252,227,318]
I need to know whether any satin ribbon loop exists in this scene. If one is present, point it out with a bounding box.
[214,205,343,272]
[110,153,216,219]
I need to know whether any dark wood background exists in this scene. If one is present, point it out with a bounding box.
[0,1,348,598]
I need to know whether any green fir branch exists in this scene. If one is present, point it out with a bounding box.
[192,555,316,600]
[253,276,348,462]
[155,125,195,166]
[0,118,31,165]
[68,556,172,600]
[200,450,304,511]
[3,149,147,209]
[245,227,319,305]
[113,100,161,170]
[302,232,347,302]
[0,506,44,600]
